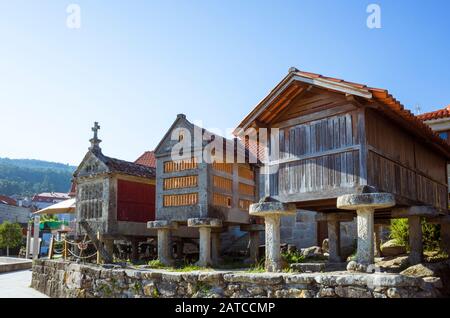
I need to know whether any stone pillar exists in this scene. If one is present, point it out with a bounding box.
[356,208,375,265]
[211,230,222,266]
[337,192,395,268]
[265,215,282,271]
[103,239,115,259]
[441,222,450,254]
[249,199,296,272]
[131,239,139,261]
[374,224,383,257]
[187,218,222,267]
[147,220,178,266]
[158,229,172,265]
[199,227,212,266]
[26,221,32,259]
[241,224,265,264]
[408,216,423,265]
[32,215,40,260]
[327,220,342,262]
[176,240,184,259]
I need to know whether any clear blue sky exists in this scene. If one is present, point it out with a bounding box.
[1,0,449,165]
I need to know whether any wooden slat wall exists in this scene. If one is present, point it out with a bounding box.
[278,113,357,159]
[270,110,360,197]
[414,142,447,185]
[366,109,415,169]
[275,89,353,123]
[366,109,448,209]
[367,151,417,200]
[272,150,360,196]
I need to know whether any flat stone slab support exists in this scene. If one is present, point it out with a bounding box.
[241,224,264,264]
[187,218,222,267]
[249,198,296,272]
[337,193,395,267]
[148,220,178,266]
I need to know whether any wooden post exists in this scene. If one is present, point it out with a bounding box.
[96,231,101,264]
[63,235,68,260]
[79,220,113,263]
[48,235,54,259]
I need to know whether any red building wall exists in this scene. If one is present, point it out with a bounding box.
[117,180,155,223]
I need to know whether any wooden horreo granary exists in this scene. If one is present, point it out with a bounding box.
[74,123,157,260]
[235,67,450,270]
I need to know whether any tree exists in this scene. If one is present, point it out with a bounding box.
[0,221,23,257]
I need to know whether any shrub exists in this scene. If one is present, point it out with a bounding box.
[282,250,305,264]
[390,218,441,252]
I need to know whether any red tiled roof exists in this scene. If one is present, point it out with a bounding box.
[0,195,17,206]
[417,105,450,121]
[236,68,450,158]
[134,151,156,168]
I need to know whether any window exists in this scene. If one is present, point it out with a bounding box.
[163,193,198,207]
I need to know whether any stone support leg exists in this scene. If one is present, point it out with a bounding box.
[248,231,260,264]
[441,223,450,255]
[408,216,423,265]
[131,239,139,261]
[327,220,342,262]
[198,227,212,267]
[157,229,173,266]
[356,208,375,265]
[176,240,184,259]
[32,215,40,260]
[211,231,221,266]
[265,215,282,272]
[104,239,115,260]
[374,224,383,257]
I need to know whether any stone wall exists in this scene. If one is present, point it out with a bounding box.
[0,203,30,224]
[32,259,442,298]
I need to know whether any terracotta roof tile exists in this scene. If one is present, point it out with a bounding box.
[417,106,450,121]
[0,195,17,206]
[134,151,156,168]
[236,68,450,158]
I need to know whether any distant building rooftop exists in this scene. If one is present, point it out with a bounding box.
[417,105,450,122]
[134,151,156,168]
[32,192,71,203]
[0,195,17,206]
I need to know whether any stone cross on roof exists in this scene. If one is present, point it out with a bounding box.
[89,121,102,151]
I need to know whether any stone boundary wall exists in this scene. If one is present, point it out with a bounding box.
[31,260,442,298]
[0,257,32,273]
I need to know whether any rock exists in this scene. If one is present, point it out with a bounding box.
[347,261,358,272]
[423,277,443,289]
[400,264,435,278]
[319,287,336,298]
[322,239,329,253]
[290,262,326,273]
[381,240,406,256]
[377,256,410,273]
[387,287,401,298]
[301,246,323,258]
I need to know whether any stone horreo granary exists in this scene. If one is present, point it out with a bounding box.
[235,67,450,271]
[148,114,261,266]
[73,123,157,261]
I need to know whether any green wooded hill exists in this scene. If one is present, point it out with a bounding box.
[0,158,76,196]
